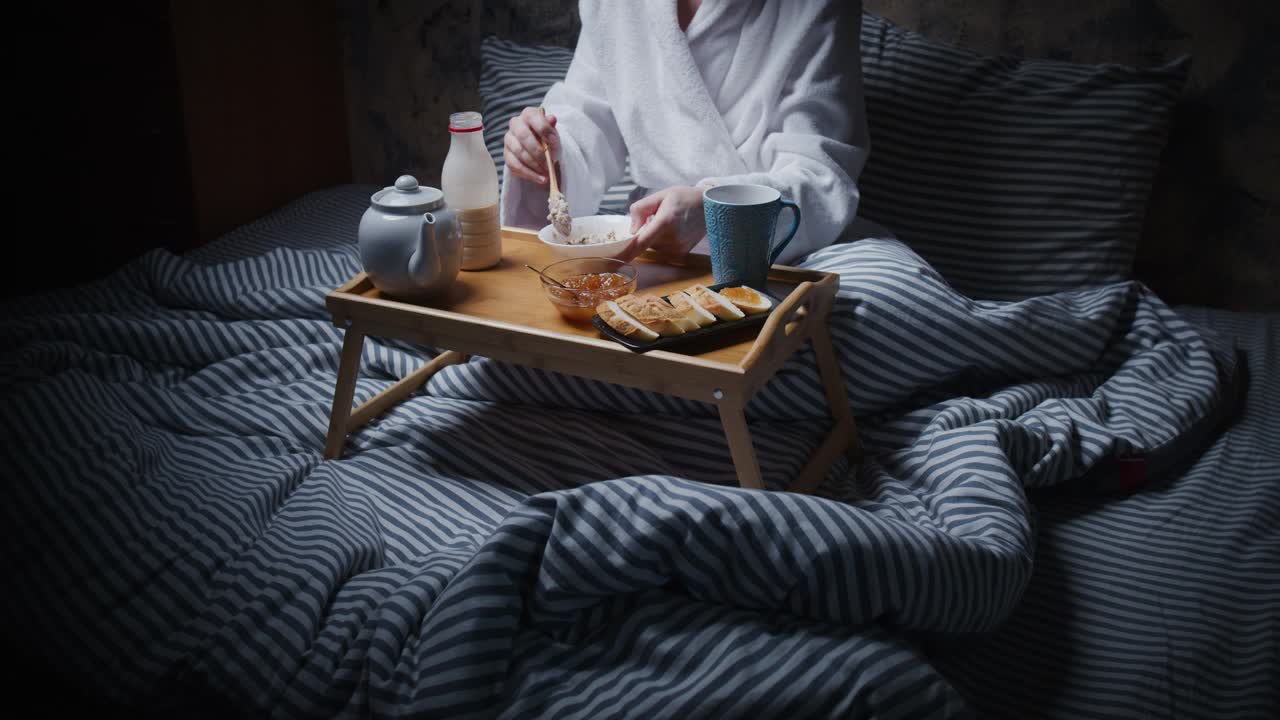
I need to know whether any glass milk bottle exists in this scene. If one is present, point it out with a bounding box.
[441,111,501,270]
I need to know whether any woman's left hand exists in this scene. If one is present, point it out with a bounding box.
[617,186,706,262]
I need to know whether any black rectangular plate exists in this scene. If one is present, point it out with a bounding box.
[591,282,781,354]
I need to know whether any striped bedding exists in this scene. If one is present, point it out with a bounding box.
[1,186,1276,718]
[855,13,1187,300]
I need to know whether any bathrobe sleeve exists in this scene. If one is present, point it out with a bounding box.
[499,24,629,228]
[697,7,869,265]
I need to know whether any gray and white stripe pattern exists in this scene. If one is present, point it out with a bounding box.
[935,306,1280,718]
[1,187,1274,718]
[856,13,1187,300]
[479,35,638,215]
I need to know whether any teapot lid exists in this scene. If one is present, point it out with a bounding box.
[372,175,445,212]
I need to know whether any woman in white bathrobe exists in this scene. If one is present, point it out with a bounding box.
[501,0,869,264]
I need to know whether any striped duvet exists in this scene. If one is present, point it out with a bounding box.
[1,187,1273,718]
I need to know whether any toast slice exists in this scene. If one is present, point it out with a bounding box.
[685,284,746,321]
[719,286,772,315]
[597,300,660,342]
[668,291,718,327]
[616,294,687,337]
[655,295,699,332]
[667,308,700,332]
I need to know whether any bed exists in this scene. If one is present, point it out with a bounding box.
[3,8,1278,720]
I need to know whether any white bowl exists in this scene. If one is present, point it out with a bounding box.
[538,215,635,259]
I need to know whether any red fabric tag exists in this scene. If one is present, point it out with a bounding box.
[1116,455,1148,491]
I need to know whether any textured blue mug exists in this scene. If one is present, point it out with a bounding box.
[703,184,801,289]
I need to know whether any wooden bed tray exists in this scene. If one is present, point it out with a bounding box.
[323,227,861,493]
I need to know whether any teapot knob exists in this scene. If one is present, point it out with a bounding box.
[394,175,419,192]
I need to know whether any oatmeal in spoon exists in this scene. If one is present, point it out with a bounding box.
[548,189,573,238]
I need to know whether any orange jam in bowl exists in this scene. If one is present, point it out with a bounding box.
[539,257,638,322]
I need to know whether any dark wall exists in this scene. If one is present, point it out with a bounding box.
[337,0,1278,311]
[10,1,351,300]
[13,1,195,299]
[337,0,579,190]
[173,1,352,244]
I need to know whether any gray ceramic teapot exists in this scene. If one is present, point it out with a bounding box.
[358,175,462,299]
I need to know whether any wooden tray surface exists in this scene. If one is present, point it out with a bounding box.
[330,228,833,371]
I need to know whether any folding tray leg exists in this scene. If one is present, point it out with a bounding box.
[718,401,764,490]
[324,325,366,460]
[346,350,467,431]
[790,328,863,494]
[812,326,862,463]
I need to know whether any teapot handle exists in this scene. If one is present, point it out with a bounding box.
[408,213,437,285]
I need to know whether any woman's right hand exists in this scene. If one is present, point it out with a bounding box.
[504,107,559,186]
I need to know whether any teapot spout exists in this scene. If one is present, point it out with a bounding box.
[408,213,437,286]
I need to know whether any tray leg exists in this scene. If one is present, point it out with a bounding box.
[791,416,855,495]
[812,326,862,463]
[719,402,764,490]
[324,326,366,460]
[790,328,863,495]
[347,350,468,430]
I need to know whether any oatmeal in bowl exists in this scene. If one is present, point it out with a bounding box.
[538,214,635,259]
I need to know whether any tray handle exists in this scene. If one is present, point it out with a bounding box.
[739,281,815,368]
[738,272,839,370]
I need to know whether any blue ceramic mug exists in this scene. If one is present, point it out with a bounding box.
[703,184,801,289]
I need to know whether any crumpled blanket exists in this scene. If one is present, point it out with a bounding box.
[0,235,1233,718]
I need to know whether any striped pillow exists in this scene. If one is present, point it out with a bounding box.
[857,13,1188,299]
[478,36,637,215]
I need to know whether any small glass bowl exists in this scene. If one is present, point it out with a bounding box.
[539,257,637,322]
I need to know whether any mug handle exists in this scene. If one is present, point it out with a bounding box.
[769,199,801,264]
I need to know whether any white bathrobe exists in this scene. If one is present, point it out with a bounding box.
[501,0,870,265]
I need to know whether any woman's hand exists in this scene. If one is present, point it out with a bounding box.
[504,107,559,185]
[618,186,706,262]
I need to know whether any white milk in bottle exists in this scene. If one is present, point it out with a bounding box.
[442,111,501,270]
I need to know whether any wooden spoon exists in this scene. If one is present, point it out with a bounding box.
[540,107,573,237]
[539,107,560,196]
